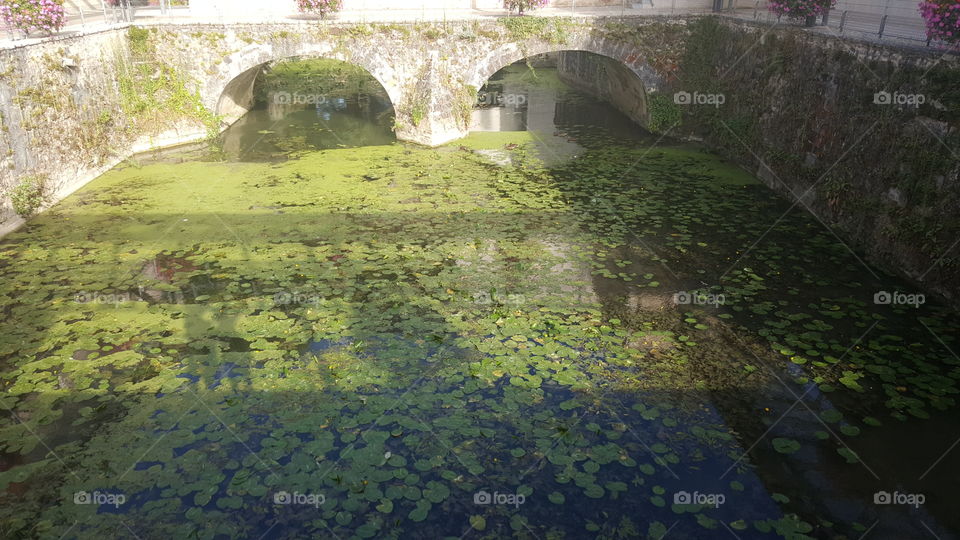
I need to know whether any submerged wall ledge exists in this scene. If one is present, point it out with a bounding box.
[0,124,209,239]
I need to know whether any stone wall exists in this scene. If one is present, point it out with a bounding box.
[520,18,960,303]
[556,50,649,126]
[0,28,210,236]
[665,17,960,302]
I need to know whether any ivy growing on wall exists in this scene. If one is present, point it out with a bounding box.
[118,27,222,140]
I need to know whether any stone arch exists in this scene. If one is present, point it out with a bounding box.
[210,43,403,126]
[467,37,665,129]
[469,37,666,93]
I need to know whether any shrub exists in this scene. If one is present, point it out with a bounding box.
[504,0,549,15]
[919,0,960,43]
[0,0,65,35]
[647,93,682,133]
[296,0,343,18]
[10,175,46,217]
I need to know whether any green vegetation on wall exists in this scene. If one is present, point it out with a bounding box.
[671,17,960,297]
[10,175,46,217]
[646,93,681,133]
[254,58,389,104]
[119,27,221,139]
[499,16,572,44]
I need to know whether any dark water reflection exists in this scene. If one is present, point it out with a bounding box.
[218,94,395,162]
[469,62,960,539]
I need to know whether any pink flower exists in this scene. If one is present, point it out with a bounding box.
[0,0,64,35]
[918,0,960,42]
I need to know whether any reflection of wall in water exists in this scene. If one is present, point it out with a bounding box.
[471,56,560,132]
[470,83,527,132]
[557,51,648,128]
[263,93,392,124]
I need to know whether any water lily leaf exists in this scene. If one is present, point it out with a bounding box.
[696,513,718,529]
[837,447,860,463]
[470,515,486,531]
[840,425,860,437]
[408,500,430,522]
[820,409,843,423]
[772,493,790,503]
[772,438,801,454]
[583,484,604,498]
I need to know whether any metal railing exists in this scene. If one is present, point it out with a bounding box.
[746,0,955,50]
[1,0,955,54]
[1,0,191,42]
[0,0,709,43]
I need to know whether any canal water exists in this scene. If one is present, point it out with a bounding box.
[0,59,958,539]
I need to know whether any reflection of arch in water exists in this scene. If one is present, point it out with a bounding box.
[214,54,398,128]
[470,41,666,130]
[215,57,398,158]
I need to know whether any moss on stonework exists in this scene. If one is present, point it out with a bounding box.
[646,93,682,133]
[119,27,222,140]
[670,16,960,294]
[500,16,573,45]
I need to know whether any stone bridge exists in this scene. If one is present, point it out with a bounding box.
[165,18,686,145]
[0,16,690,231]
[2,16,956,306]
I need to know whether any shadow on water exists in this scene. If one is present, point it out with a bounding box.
[0,58,957,540]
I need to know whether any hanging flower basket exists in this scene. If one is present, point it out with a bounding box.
[504,0,549,15]
[768,0,835,25]
[296,0,343,19]
[919,0,960,43]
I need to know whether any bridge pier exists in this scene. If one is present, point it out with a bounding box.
[391,51,473,147]
[393,114,470,147]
